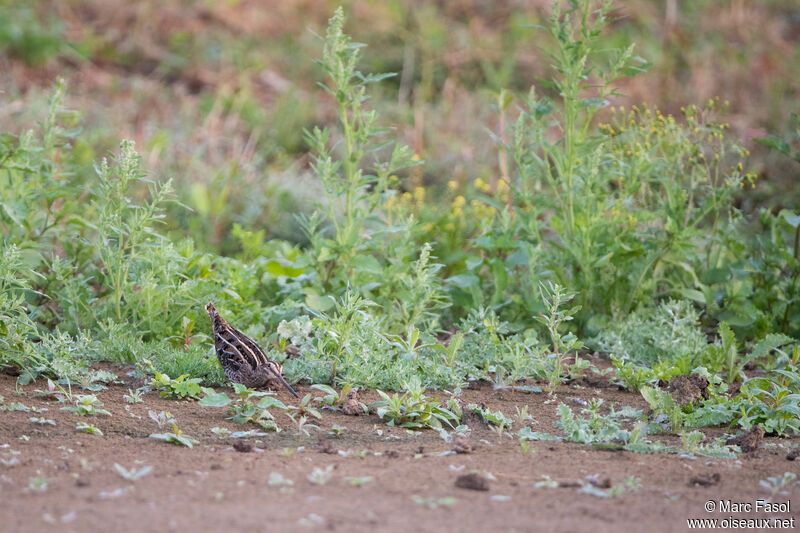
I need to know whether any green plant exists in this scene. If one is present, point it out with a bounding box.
[123,389,144,404]
[199,384,288,432]
[311,383,354,410]
[639,386,684,433]
[679,431,737,459]
[536,282,582,392]
[61,394,111,417]
[149,417,198,448]
[147,365,204,400]
[113,463,153,482]
[467,404,514,430]
[307,465,334,486]
[76,421,103,436]
[303,7,418,291]
[288,394,322,420]
[759,472,797,502]
[371,377,457,430]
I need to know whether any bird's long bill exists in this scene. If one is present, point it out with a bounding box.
[276,373,299,398]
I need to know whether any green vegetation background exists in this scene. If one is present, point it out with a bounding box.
[0,1,799,437]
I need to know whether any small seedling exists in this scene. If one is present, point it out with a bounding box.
[61,395,111,416]
[311,383,351,410]
[307,465,334,485]
[27,471,51,492]
[149,417,198,448]
[113,463,152,481]
[467,404,513,429]
[76,422,103,435]
[123,389,144,404]
[411,495,458,509]
[289,414,319,437]
[268,472,294,493]
[344,476,373,487]
[29,417,55,426]
[148,410,175,429]
[288,394,322,420]
[759,472,797,502]
[329,425,347,437]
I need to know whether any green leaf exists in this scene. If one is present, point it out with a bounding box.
[198,389,232,407]
[257,397,288,410]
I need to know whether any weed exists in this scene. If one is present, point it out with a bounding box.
[149,417,198,448]
[75,422,102,436]
[28,417,55,426]
[467,404,514,430]
[27,471,51,492]
[61,395,111,417]
[123,389,144,404]
[759,472,797,502]
[329,425,347,437]
[113,463,152,482]
[288,394,322,420]
[145,362,204,400]
[410,495,458,509]
[372,378,458,430]
[307,465,334,486]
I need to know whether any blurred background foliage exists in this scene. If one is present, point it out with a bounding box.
[1,0,797,252]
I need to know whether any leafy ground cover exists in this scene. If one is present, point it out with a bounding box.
[0,1,799,530]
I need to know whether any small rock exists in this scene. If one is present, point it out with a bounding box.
[786,449,799,461]
[232,441,252,453]
[315,440,336,454]
[688,473,720,487]
[455,473,490,491]
[452,435,472,454]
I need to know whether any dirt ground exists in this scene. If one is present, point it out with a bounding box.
[0,367,797,533]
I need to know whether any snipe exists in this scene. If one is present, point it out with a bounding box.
[206,302,298,397]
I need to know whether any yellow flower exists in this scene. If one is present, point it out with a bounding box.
[453,195,466,208]
[411,153,421,162]
[414,186,425,202]
[447,180,458,190]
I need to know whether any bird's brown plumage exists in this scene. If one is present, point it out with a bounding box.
[206,302,298,397]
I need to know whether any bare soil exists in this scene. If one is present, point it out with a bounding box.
[1,368,797,533]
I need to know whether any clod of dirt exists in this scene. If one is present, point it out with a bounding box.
[725,425,764,454]
[452,434,472,454]
[315,439,337,454]
[232,441,252,453]
[586,475,611,489]
[667,375,709,406]
[688,473,720,487]
[455,473,490,491]
[385,450,400,459]
[210,464,222,470]
[342,389,363,416]
[787,449,799,461]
